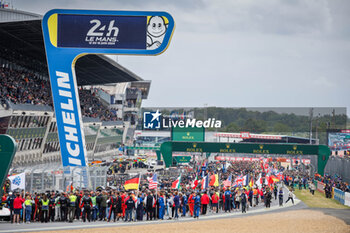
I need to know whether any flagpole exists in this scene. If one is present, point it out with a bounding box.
[179,174,182,190]
[23,173,25,223]
[136,173,141,197]
[155,175,158,217]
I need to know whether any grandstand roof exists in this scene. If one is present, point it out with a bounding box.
[0,8,41,23]
[7,101,53,112]
[0,9,142,85]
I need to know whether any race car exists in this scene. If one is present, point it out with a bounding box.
[0,204,11,221]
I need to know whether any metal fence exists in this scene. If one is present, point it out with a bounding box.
[324,156,350,183]
[11,164,109,193]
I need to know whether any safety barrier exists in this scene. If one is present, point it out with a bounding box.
[9,165,109,193]
[333,187,350,207]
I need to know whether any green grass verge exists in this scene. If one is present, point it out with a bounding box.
[294,189,350,209]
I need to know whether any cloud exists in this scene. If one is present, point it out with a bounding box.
[13,0,348,37]
[9,0,350,115]
[174,0,333,36]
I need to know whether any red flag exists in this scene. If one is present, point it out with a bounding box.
[66,183,73,192]
[268,176,274,185]
[277,172,283,180]
[209,174,216,186]
[264,163,269,170]
[191,175,199,189]
[172,175,181,189]
[270,175,279,182]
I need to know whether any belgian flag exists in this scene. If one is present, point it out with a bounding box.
[124,175,140,190]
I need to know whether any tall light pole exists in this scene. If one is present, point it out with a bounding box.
[204,103,208,120]
[309,108,313,144]
[315,113,320,145]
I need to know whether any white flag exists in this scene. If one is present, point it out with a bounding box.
[8,172,26,190]
[257,173,262,189]
[264,175,269,186]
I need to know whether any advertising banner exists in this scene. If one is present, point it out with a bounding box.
[215,156,260,162]
[345,192,350,207]
[172,126,205,142]
[317,181,325,193]
[333,188,345,205]
[42,9,175,169]
[173,156,192,163]
[57,15,147,49]
[214,156,310,164]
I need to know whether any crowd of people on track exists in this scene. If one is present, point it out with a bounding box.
[1,160,304,225]
[2,183,290,224]
[3,158,347,225]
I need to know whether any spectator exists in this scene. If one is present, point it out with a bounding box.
[0,67,120,121]
[13,193,24,224]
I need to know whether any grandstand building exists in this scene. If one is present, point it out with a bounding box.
[0,8,150,167]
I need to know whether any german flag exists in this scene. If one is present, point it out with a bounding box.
[124,175,140,190]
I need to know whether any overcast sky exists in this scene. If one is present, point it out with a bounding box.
[13,0,350,115]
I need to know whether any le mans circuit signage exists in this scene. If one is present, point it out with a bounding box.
[57,15,147,49]
[160,141,330,175]
[42,9,175,169]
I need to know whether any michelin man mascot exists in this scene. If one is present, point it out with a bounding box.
[147,16,168,50]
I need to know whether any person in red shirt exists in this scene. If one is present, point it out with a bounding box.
[13,193,24,224]
[200,192,210,215]
[211,192,219,213]
[121,191,126,217]
[259,188,264,203]
[188,192,194,217]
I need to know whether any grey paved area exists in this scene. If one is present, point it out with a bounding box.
[311,208,350,225]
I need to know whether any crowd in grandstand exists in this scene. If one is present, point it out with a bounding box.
[0,67,119,121]
[79,89,119,121]
[0,67,52,106]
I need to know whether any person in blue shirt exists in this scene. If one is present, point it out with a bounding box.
[180,193,187,217]
[136,194,144,221]
[241,191,247,213]
[193,192,201,219]
[224,189,232,212]
[231,189,236,210]
[173,191,180,220]
[278,187,284,206]
[248,188,253,207]
[158,193,165,220]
